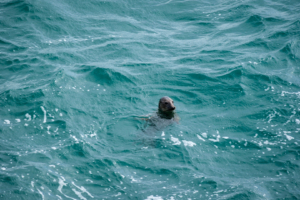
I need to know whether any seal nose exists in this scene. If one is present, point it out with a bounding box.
[170,106,176,111]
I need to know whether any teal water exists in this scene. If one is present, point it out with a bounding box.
[1,0,300,199]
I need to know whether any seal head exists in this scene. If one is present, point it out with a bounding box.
[158,96,176,119]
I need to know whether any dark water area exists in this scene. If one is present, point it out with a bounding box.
[1,0,300,199]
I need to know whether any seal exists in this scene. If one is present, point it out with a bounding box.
[137,96,179,142]
[138,96,179,124]
[157,96,176,119]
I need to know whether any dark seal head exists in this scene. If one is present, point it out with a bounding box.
[158,96,176,119]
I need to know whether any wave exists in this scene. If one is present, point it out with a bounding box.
[86,67,136,86]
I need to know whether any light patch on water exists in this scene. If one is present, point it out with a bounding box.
[4,120,10,124]
[71,135,79,143]
[49,165,55,168]
[161,131,165,136]
[31,181,34,187]
[60,113,63,116]
[267,110,277,123]
[264,141,276,145]
[15,119,21,122]
[201,132,207,138]
[130,176,139,183]
[209,135,220,142]
[58,178,66,193]
[145,195,163,200]
[170,136,181,145]
[114,192,121,197]
[24,123,28,126]
[90,132,97,137]
[296,119,300,124]
[57,177,77,200]
[1,167,6,170]
[197,134,205,141]
[285,134,294,141]
[25,113,31,121]
[182,140,196,147]
[40,106,47,123]
[265,87,270,91]
[37,189,45,200]
[281,91,300,97]
[47,126,51,134]
[72,188,87,200]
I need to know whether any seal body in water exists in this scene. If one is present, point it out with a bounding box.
[140,96,179,133]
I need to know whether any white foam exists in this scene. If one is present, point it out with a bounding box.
[40,106,47,123]
[197,135,205,141]
[209,135,220,142]
[58,178,67,193]
[182,140,196,147]
[130,176,139,183]
[201,132,207,138]
[15,119,21,122]
[37,189,45,200]
[295,119,300,124]
[47,126,51,134]
[25,113,31,121]
[285,134,294,141]
[71,135,79,143]
[72,189,86,200]
[145,195,163,200]
[1,167,6,170]
[49,165,56,168]
[90,132,96,137]
[72,182,94,198]
[281,91,300,97]
[4,120,10,124]
[161,131,165,136]
[170,136,181,145]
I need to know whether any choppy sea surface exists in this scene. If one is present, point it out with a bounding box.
[1,0,300,199]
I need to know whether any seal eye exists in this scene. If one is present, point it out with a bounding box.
[164,102,168,105]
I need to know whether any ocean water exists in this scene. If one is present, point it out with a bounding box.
[1,0,300,199]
